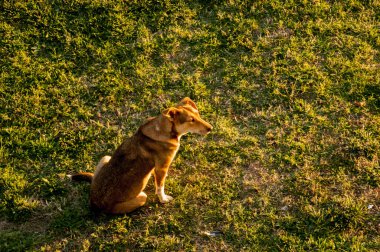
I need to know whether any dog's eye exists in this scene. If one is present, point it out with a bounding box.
[189,117,195,122]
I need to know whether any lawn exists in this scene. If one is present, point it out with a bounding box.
[1,0,379,251]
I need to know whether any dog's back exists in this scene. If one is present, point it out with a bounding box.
[90,129,157,212]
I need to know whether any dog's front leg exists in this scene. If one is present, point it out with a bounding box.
[153,166,173,203]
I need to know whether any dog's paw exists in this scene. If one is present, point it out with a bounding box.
[159,194,173,203]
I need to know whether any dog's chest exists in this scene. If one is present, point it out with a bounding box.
[170,145,180,161]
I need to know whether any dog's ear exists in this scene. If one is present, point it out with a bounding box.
[178,97,198,111]
[162,107,178,121]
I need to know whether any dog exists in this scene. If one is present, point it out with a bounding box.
[71,97,212,214]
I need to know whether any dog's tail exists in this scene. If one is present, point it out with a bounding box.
[69,172,94,183]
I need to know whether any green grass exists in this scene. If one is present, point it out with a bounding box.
[1,0,379,250]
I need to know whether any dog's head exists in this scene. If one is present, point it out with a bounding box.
[162,97,213,137]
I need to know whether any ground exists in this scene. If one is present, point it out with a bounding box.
[1,0,379,251]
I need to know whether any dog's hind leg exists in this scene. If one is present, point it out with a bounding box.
[96,155,111,170]
[94,155,111,178]
[110,192,147,214]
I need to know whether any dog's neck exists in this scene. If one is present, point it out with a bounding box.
[170,120,179,139]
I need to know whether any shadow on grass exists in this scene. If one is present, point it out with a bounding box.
[0,178,140,251]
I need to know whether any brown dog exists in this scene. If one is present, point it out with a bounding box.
[71,98,212,214]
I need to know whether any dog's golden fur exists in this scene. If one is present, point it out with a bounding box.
[71,98,212,214]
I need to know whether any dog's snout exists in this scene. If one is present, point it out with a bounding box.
[204,124,213,134]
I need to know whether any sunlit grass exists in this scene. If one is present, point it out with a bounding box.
[1,0,379,250]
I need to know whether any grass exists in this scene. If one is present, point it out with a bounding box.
[1,0,379,250]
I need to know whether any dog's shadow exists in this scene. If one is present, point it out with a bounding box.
[54,178,159,232]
